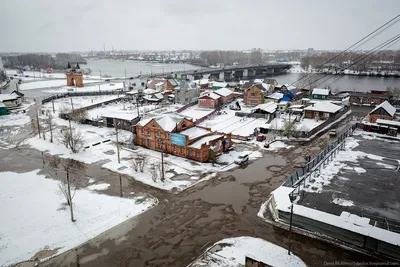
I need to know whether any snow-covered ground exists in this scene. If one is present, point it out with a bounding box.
[41,95,121,114]
[6,69,67,79]
[266,114,324,132]
[43,82,124,93]
[0,170,157,266]
[19,79,99,91]
[188,236,306,267]
[0,112,30,127]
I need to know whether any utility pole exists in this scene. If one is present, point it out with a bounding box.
[99,69,102,81]
[69,119,74,149]
[124,69,127,78]
[115,119,120,163]
[36,111,41,138]
[52,100,55,113]
[70,98,74,111]
[66,168,75,222]
[288,203,294,255]
[98,84,101,93]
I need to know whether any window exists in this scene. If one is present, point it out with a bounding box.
[181,123,186,129]
[173,145,176,152]
[180,147,183,154]
[141,139,145,145]
[314,111,319,117]
[165,132,168,139]
[141,128,144,134]
[147,129,150,136]
[196,151,200,158]
[251,100,258,104]
[157,131,160,137]
[147,139,151,146]
[251,93,256,96]
[324,112,330,119]
[188,150,192,156]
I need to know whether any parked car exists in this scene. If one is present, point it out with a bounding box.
[25,75,29,77]
[329,129,337,137]
[234,154,249,165]
[256,135,266,142]
[9,76,13,80]
[105,79,111,82]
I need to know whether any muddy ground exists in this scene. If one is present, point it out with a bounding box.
[2,107,383,267]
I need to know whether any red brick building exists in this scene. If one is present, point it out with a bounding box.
[368,101,396,123]
[136,115,232,162]
[214,88,234,104]
[198,92,221,108]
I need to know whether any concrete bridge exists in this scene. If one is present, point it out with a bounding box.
[137,63,292,81]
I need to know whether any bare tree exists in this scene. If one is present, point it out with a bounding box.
[131,156,139,172]
[157,160,169,182]
[56,159,84,222]
[59,126,84,153]
[388,86,400,100]
[44,111,55,143]
[149,163,158,182]
[70,109,88,123]
[283,120,296,138]
[135,153,147,172]
[268,121,280,141]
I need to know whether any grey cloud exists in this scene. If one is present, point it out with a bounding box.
[1,0,399,52]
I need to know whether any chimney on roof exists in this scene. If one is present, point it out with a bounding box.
[67,62,71,69]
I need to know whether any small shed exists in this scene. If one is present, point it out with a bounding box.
[311,88,330,100]
[304,101,342,120]
[368,101,396,123]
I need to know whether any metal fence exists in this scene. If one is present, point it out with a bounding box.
[283,123,358,195]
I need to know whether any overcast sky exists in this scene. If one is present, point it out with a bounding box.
[1,0,400,52]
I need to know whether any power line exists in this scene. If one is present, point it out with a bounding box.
[313,33,400,88]
[290,13,400,87]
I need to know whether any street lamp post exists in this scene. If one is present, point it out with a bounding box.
[99,69,102,81]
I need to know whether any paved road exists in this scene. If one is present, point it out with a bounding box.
[3,107,379,267]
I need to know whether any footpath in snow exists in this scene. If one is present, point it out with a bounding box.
[188,236,306,267]
[0,170,157,266]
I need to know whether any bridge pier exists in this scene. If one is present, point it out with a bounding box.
[219,72,224,81]
[243,69,248,78]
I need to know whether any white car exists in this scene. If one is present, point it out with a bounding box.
[234,154,249,165]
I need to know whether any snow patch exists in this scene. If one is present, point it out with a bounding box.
[332,198,354,207]
[0,170,157,266]
[87,183,110,191]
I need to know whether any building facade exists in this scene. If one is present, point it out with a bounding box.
[349,92,392,105]
[244,85,265,106]
[198,93,221,108]
[214,88,234,104]
[136,115,232,162]
[368,101,396,123]
[66,63,84,87]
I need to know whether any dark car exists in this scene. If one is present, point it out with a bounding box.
[105,79,111,82]
[9,76,13,80]
[25,75,29,77]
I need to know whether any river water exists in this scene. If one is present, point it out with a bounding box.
[84,59,400,92]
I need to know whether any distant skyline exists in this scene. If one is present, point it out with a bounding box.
[1,0,400,53]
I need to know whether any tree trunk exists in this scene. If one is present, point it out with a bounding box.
[66,169,75,222]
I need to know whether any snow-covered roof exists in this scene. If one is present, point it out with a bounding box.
[138,114,191,132]
[304,102,342,113]
[180,127,211,140]
[0,102,6,108]
[312,88,330,96]
[200,92,221,100]
[154,93,163,99]
[143,88,159,95]
[0,94,18,101]
[254,79,264,84]
[253,102,277,114]
[267,92,283,100]
[214,87,233,97]
[376,119,400,127]
[102,112,138,121]
[289,105,304,109]
[157,116,177,131]
[369,101,396,117]
[155,82,164,86]
[212,82,227,88]
[189,134,223,149]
